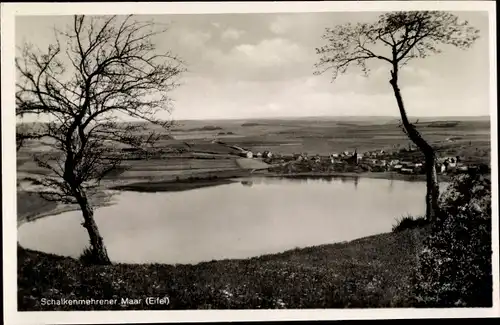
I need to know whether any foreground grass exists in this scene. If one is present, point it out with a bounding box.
[18,227,428,311]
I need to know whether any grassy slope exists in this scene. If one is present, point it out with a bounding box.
[18,227,428,310]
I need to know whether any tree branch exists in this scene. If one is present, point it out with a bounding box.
[16,14,185,202]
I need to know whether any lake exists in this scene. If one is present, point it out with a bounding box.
[18,176,439,265]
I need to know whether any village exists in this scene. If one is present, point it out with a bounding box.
[113,136,490,180]
[221,141,489,177]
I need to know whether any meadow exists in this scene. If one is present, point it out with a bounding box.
[169,116,490,158]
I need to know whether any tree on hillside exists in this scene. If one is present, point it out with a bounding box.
[16,15,185,264]
[314,11,480,222]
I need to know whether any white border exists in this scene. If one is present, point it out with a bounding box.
[2,1,498,324]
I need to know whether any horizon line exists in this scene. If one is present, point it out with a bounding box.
[17,114,491,125]
[171,114,491,121]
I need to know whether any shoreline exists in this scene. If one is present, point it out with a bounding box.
[110,178,235,193]
[17,191,116,228]
[15,170,416,262]
[16,169,439,265]
[265,171,453,182]
[15,169,436,310]
[18,225,429,310]
[17,170,454,228]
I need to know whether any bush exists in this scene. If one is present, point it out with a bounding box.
[79,245,102,265]
[413,172,492,307]
[392,215,428,232]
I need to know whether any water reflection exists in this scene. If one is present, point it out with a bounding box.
[241,175,362,186]
[241,180,253,187]
[19,176,430,265]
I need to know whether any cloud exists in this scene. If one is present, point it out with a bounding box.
[200,38,312,81]
[399,66,433,84]
[314,63,439,96]
[171,71,490,120]
[171,75,396,119]
[269,16,292,35]
[232,38,308,66]
[177,29,212,49]
[220,27,245,41]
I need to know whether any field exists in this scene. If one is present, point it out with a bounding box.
[169,116,491,157]
[16,116,491,185]
[15,116,492,310]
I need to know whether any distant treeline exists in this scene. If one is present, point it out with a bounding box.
[241,122,261,127]
[173,125,223,132]
[425,121,460,128]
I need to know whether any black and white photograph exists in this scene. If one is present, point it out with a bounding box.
[1,1,498,323]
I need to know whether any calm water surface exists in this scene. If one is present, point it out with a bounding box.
[18,177,440,264]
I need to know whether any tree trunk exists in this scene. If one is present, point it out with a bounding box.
[389,69,440,223]
[74,188,111,264]
[425,154,441,222]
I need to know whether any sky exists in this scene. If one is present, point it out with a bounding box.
[15,11,491,121]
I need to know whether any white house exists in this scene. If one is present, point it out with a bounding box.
[389,159,400,166]
[448,162,457,169]
[263,151,273,159]
[239,151,253,158]
[401,161,415,168]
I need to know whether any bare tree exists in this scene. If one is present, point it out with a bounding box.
[16,15,185,264]
[314,11,479,222]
